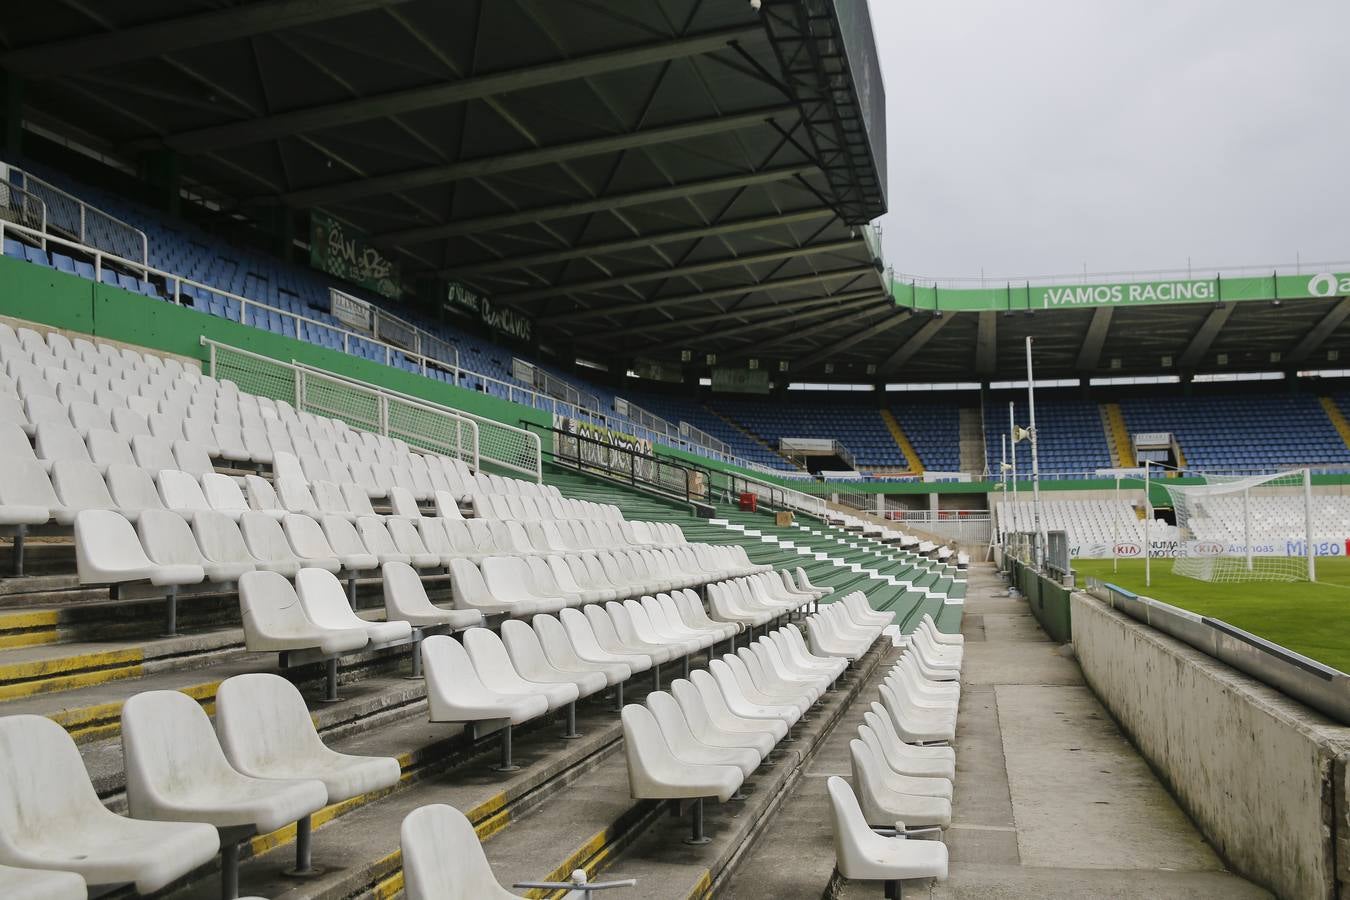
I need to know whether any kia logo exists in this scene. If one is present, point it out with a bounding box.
[1115,543,1142,557]
[1191,542,1224,557]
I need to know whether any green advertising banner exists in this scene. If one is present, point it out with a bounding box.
[893,271,1350,313]
[446,280,532,342]
[309,211,401,300]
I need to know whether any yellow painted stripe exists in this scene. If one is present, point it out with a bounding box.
[880,409,924,475]
[685,869,714,900]
[0,632,58,650]
[1321,396,1350,451]
[0,660,143,701]
[0,610,61,630]
[0,646,142,681]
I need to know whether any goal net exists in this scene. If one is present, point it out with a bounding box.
[1157,469,1313,583]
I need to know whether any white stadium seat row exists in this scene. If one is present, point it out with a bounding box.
[828,611,964,896]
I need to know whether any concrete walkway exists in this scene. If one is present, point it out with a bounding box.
[722,563,1270,899]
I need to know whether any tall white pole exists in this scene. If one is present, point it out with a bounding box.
[1113,474,1119,574]
[1009,401,1017,549]
[1144,460,1152,588]
[1243,485,1252,572]
[1000,433,1008,549]
[1305,467,1317,583]
[1025,337,1043,569]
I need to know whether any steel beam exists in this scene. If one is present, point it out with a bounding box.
[1285,296,1350,365]
[1177,303,1235,370]
[154,25,762,153]
[975,311,998,376]
[278,104,797,208]
[710,295,887,351]
[795,308,911,370]
[879,314,954,374]
[453,207,834,276]
[535,265,875,324]
[1076,306,1113,372]
[379,164,814,246]
[584,290,876,341]
[1,0,411,78]
[499,237,866,304]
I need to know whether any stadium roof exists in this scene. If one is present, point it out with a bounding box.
[1,0,899,368]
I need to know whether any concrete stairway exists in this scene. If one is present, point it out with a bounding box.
[958,407,985,475]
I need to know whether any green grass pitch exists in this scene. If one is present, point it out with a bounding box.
[1073,557,1350,674]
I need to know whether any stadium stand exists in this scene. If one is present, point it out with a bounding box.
[995,499,1178,550]
[0,319,964,898]
[891,402,962,474]
[987,397,1114,476]
[1119,392,1350,472]
[709,400,908,469]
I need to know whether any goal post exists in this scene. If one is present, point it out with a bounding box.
[1157,467,1318,584]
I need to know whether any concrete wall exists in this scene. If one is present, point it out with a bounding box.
[1071,593,1350,899]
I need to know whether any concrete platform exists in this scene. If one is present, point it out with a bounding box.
[721,563,1270,900]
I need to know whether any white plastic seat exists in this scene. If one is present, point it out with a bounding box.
[707,659,800,729]
[383,561,482,629]
[848,739,952,829]
[388,485,423,519]
[500,619,608,699]
[448,558,531,617]
[157,468,212,517]
[356,516,414,565]
[557,607,652,675]
[242,474,288,520]
[879,684,956,744]
[385,517,442,568]
[74,509,204,587]
[0,715,219,895]
[276,478,321,516]
[482,556,568,614]
[530,613,632,686]
[674,673,784,748]
[48,459,121,523]
[282,514,357,575]
[129,433,176,472]
[296,568,412,645]
[121,690,329,889]
[462,627,579,712]
[311,480,356,521]
[646,690,760,777]
[191,511,277,576]
[139,508,253,583]
[216,673,401,806]
[825,776,947,892]
[620,704,742,843]
[200,472,250,521]
[0,863,86,900]
[238,569,370,655]
[594,602,677,664]
[239,511,323,577]
[318,514,381,572]
[401,804,525,900]
[86,428,136,472]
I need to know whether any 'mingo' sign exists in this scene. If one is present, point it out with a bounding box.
[446,281,532,342]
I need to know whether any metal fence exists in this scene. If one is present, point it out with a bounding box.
[1046,529,1070,579]
[200,338,551,481]
[0,182,46,237]
[9,166,147,264]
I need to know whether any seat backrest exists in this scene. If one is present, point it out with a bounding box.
[201,472,248,514]
[158,468,210,512]
[388,485,421,518]
[106,462,165,512]
[239,568,312,640]
[244,474,283,512]
[826,775,877,879]
[400,803,508,900]
[121,689,238,819]
[215,672,328,787]
[239,510,300,564]
[341,482,377,517]
[284,513,337,559]
[35,420,92,464]
[138,508,207,567]
[50,458,116,511]
[192,510,256,565]
[295,567,364,629]
[172,439,214,477]
[0,714,109,846]
[276,478,319,514]
[382,560,437,619]
[130,433,175,471]
[357,516,399,554]
[311,480,349,516]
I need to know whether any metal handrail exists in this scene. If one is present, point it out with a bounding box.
[9,166,148,265]
[528,420,712,505]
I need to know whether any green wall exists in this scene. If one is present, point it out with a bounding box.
[0,255,552,431]
[1010,558,1072,642]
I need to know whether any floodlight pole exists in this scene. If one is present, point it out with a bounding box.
[1144,460,1151,588]
[1000,433,1008,550]
[1025,337,1043,569]
[1113,474,1119,575]
[1305,467,1317,582]
[1009,401,1017,539]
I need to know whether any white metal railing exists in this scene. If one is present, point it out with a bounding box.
[0,217,811,480]
[8,166,147,265]
[679,420,731,456]
[196,338,553,483]
[616,397,682,442]
[0,182,46,242]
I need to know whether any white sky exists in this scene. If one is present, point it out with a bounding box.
[869,0,1350,281]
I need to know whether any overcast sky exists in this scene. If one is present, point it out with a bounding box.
[870,0,1350,282]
